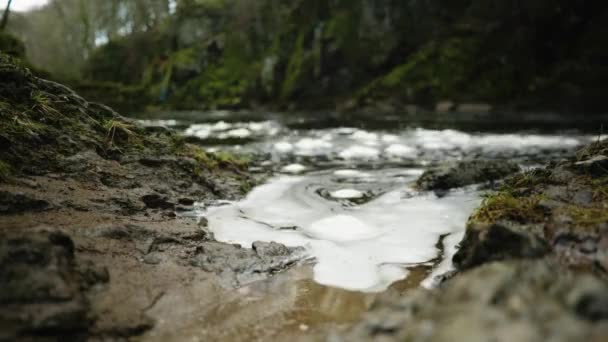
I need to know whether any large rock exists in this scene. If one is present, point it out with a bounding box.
[416,160,520,191]
[0,229,107,340]
[453,222,550,270]
[338,260,608,342]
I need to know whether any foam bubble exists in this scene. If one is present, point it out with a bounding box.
[274,141,294,153]
[339,146,380,160]
[329,189,365,199]
[226,128,251,138]
[281,163,307,174]
[385,144,417,158]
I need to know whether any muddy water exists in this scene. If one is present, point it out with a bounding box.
[139,111,594,340]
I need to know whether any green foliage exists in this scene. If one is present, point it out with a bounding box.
[359,38,481,103]
[9,0,606,111]
[0,32,25,59]
[280,31,307,100]
[84,32,171,85]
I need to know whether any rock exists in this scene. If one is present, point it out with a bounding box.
[143,253,162,265]
[189,241,304,287]
[338,260,608,342]
[453,222,550,270]
[0,229,103,340]
[252,241,292,258]
[572,189,594,206]
[141,194,175,210]
[178,198,196,206]
[0,190,51,215]
[575,155,608,176]
[416,160,520,191]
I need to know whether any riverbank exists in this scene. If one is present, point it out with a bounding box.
[0,54,306,340]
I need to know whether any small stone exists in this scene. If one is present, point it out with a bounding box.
[143,254,162,265]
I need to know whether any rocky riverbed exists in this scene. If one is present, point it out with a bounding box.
[1,53,607,341]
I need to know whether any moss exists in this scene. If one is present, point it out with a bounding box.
[0,160,12,181]
[212,151,249,169]
[103,119,143,151]
[357,38,480,104]
[591,176,608,201]
[558,206,608,227]
[175,143,249,177]
[470,193,546,225]
[501,169,554,191]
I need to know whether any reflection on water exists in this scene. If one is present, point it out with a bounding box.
[192,266,431,341]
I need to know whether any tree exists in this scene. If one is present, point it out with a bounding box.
[1,0,13,30]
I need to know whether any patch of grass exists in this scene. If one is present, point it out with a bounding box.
[470,192,546,225]
[559,206,608,227]
[4,115,46,136]
[179,144,250,177]
[591,176,608,201]
[30,91,61,116]
[503,169,553,190]
[213,151,249,169]
[103,119,142,150]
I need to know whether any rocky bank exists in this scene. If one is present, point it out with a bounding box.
[0,54,303,340]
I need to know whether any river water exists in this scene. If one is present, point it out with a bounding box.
[138,111,594,339]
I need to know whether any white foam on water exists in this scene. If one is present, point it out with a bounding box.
[329,189,365,199]
[184,124,211,139]
[381,134,400,143]
[339,146,380,160]
[332,169,373,179]
[281,164,307,174]
[352,130,379,141]
[385,144,417,159]
[212,121,232,131]
[226,128,251,138]
[294,138,333,156]
[205,174,481,292]
[274,141,294,153]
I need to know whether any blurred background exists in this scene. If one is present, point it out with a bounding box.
[2,0,607,123]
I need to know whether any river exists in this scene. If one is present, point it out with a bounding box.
[137,110,594,340]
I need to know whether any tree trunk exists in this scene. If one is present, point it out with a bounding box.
[1,0,13,30]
